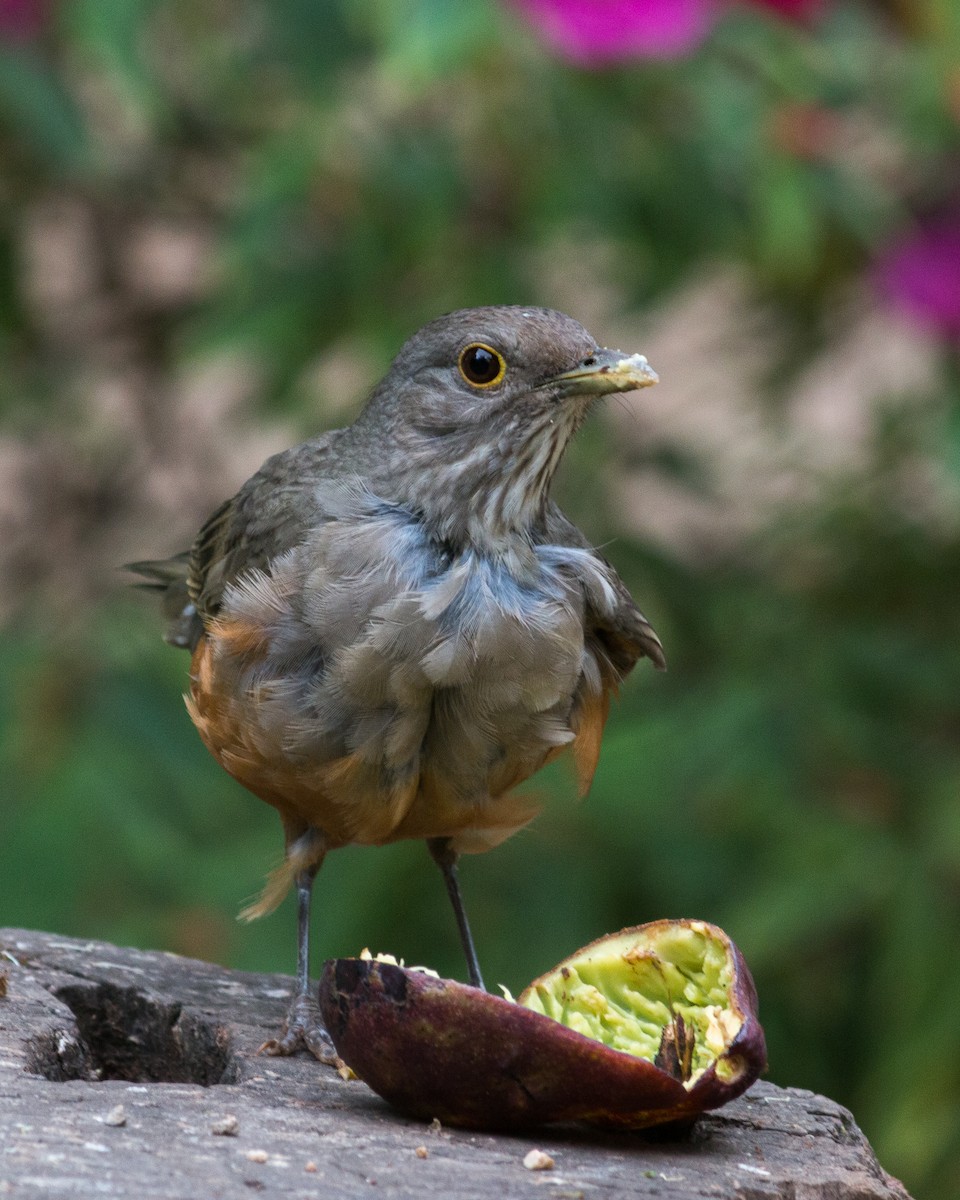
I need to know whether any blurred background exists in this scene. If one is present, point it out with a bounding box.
[2,0,959,1193]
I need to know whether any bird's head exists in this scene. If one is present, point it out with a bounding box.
[351,306,658,549]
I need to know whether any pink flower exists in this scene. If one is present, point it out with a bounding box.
[507,0,721,63]
[0,0,48,41]
[749,0,823,19]
[875,213,960,341]
[508,0,827,64]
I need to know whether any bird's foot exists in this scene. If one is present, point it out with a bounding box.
[257,992,341,1065]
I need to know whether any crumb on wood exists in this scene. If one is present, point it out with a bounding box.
[523,1149,555,1171]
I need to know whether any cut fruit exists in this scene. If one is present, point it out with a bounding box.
[518,921,752,1088]
[318,919,766,1131]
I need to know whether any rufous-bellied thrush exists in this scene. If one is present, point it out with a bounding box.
[131,306,664,1061]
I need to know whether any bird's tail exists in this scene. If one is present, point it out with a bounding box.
[125,552,190,592]
[238,829,327,923]
[125,553,202,650]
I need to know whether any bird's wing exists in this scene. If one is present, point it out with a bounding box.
[543,504,666,677]
[187,434,340,622]
[127,434,340,649]
[542,505,665,797]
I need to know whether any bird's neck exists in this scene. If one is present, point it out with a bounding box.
[370,411,579,557]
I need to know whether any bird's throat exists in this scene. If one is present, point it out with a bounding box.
[395,405,583,552]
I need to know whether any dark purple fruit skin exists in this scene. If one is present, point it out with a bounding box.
[318,925,767,1132]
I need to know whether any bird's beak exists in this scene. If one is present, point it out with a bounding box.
[547,348,659,397]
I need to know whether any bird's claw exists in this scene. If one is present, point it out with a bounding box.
[257,993,341,1066]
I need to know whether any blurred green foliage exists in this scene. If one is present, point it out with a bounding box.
[2,2,960,1197]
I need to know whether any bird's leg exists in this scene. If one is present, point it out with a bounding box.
[259,860,338,1063]
[427,837,486,991]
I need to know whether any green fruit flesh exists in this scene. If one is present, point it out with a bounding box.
[518,923,742,1087]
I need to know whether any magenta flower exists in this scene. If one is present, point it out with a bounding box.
[875,213,960,341]
[508,0,827,64]
[0,0,48,40]
[749,0,823,19]
[508,0,721,63]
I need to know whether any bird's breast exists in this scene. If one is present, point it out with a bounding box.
[188,494,614,848]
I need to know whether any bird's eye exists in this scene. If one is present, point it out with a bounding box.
[458,343,506,388]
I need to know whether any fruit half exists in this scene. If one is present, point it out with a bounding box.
[318,919,766,1131]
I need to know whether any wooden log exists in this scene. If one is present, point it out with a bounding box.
[0,927,911,1199]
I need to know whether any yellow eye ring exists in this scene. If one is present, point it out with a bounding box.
[458,343,506,389]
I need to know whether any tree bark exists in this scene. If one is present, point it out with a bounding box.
[0,927,911,1199]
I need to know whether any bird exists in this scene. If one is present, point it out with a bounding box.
[130,305,665,1061]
